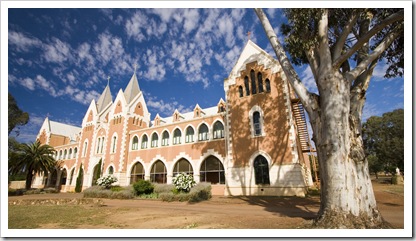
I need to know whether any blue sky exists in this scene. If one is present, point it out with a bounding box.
[5,5,406,144]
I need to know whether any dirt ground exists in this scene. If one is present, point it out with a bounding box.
[8,180,404,229]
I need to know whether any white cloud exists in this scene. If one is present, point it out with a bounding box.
[146,95,193,117]
[125,11,147,42]
[8,30,42,52]
[21,77,35,91]
[183,9,200,34]
[43,38,72,63]
[372,63,389,81]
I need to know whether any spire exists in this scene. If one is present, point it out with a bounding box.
[124,65,141,104]
[96,78,113,113]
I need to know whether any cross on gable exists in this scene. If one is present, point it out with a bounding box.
[134,63,138,73]
[247,31,251,40]
[107,76,110,86]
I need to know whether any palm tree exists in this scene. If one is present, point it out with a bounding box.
[10,140,58,190]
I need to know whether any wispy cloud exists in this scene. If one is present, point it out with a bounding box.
[8,30,42,52]
[43,37,72,63]
[146,94,193,117]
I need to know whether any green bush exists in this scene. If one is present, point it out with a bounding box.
[133,180,154,195]
[153,183,175,194]
[43,187,60,193]
[110,185,124,192]
[83,186,135,199]
[159,182,212,203]
[24,189,42,195]
[8,188,24,196]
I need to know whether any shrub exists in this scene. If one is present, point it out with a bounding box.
[133,180,154,195]
[110,185,123,192]
[83,186,112,198]
[75,164,83,193]
[8,188,24,196]
[172,173,196,193]
[43,187,60,193]
[153,183,175,194]
[96,175,118,189]
[159,182,212,203]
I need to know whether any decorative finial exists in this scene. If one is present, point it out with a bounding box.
[107,76,110,86]
[134,63,138,74]
[247,31,251,41]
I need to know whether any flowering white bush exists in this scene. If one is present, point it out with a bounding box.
[96,175,118,188]
[172,173,196,193]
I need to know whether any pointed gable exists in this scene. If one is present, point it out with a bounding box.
[96,84,113,114]
[217,98,226,113]
[124,73,141,104]
[224,40,280,92]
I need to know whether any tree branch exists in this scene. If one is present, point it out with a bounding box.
[317,9,332,73]
[346,27,402,82]
[305,46,319,81]
[332,9,359,61]
[254,8,319,113]
[333,10,404,69]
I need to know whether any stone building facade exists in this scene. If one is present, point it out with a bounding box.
[34,40,314,196]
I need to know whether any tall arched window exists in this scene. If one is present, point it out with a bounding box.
[69,148,73,159]
[73,147,78,158]
[82,141,88,157]
[100,138,104,153]
[130,162,145,184]
[112,136,117,153]
[151,133,159,148]
[238,86,243,98]
[213,121,224,139]
[258,72,264,93]
[141,135,148,149]
[173,158,193,177]
[161,131,169,146]
[173,128,181,145]
[244,76,250,96]
[150,160,167,183]
[200,156,225,184]
[250,70,257,94]
[265,78,271,92]
[64,150,67,159]
[108,166,114,175]
[186,126,194,143]
[198,124,209,141]
[132,136,139,150]
[254,155,270,185]
[58,150,62,160]
[60,169,67,185]
[253,111,262,136]
[96,138,101,153]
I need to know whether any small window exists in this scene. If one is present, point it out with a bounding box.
[238,86,243,97]
[258,72,264,93]
[69,149,73,159]
[74,147,78,158]
[96,138,101,153]
[254,155,270,185]
[250,70,257,94]
[63,150,67,160]
[141,135,148,149]
[244,76,250,96]
[253,111,262,136]
[100,138,104,153]
[265,79,271,92]
[112,136,117,153]
[198,124,209,141]
[173,128,181,145]
[151,133,159,148]
[186,126,194,143]
[108,166,114,175]
[83,141,88,157]
[132,136,139,150]
[162,131,169,146]
[213,121,224,139]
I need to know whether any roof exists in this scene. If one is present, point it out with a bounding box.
[124,73,141,104]
[96,84,113,113]
[151,106,220,126]
[49,120,81,139]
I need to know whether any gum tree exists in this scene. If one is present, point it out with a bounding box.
[255,8,403,228]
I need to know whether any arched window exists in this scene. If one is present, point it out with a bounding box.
[258,72,264,93]
[130,162,144,184]
[60,169,67,185]
[150,160,167,183]
[253,111,262,136]
[250,70,257,94]
[238,86,243,98]
[254,155,270,185]
[112,136,117,153]
[64,149,67,160]
[151,133,159,148]
[58,150,62,160]
[200,156,225,184]
[68,148,72,159]
[108,166,114,175]
[161,131,169,146]
[132,136,139,150]
[141,135,148,149]
[265,78,271,92]
[100,138,104,153]
[82,141,88,157]
[69,168,75,185]
[173,128,181,145]
[173,158,193,177]
[244,76,250,96]
[213,121,224,139]
[198,124,209,141]
[186,126,194,143]
[73,147,78,158]
[96,138,101,153]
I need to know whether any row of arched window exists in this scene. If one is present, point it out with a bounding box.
[131,121,225,150]
[130,156,226,184]
[54,147,78,160]
[239,70,271,98]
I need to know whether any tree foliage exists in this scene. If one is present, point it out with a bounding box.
[9,141,58,190]
[8,93,29,136]
[75,164,84,193]
[362,109,404,175]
